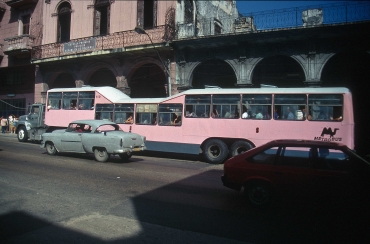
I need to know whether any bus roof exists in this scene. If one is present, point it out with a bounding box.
[177,87,351,95]
[48,86,130,103]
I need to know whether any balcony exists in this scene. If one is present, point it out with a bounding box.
[0,0,7,11]
[5,0,37,9]
[4,34,35,57]
[32,25,171,61]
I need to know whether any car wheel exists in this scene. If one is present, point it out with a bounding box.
[203,139,228,164]
[119,152,132,161]
[46,142,57,155]
[17,126,28,142]
[245,182,273,208]
[94,148,109,162]
[229,141,253,157]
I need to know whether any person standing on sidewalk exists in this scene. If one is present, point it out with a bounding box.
[1,116,8,133]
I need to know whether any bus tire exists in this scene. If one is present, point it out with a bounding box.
[94,148,109,162]
[203,139,228,164]
[17,126,28,142]
[229,141,253,157]
[119,152,132,161]
[46,142,57,155]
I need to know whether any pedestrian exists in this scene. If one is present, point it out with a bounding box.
[1,116,8,133]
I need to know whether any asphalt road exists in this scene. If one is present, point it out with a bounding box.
[0,133,369,244]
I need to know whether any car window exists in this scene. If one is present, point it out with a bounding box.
[277,147,312,168]
[248,147,278,164]
[95,124,119,132]
[316,147,350,171]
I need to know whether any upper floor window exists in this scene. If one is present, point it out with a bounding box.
[21,15,31,35]
[94,0,110,36]
[184,0,194,24]
[137,0,157,29]
[57,2,71,43]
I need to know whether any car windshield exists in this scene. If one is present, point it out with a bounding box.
[95,124,120,132]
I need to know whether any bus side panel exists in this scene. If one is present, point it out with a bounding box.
[145,141,200,154]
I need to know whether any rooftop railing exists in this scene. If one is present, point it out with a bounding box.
[176,1,370,40]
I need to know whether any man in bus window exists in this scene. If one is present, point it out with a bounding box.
[286,107,294,120]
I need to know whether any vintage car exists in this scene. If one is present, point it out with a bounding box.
[222,140,370,207]
[40,120,146,162]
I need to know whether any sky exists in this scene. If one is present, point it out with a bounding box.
[235,1,353,14]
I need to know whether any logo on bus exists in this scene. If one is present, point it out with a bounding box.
[314,127,342,142]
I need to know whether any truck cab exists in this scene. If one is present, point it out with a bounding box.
[16,104,47,142]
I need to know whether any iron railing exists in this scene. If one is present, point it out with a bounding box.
[176,1,370,39]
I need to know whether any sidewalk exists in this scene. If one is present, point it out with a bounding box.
[0,132,18,138]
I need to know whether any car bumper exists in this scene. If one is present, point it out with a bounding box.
[221,174,241,191]
[113,146,146,154]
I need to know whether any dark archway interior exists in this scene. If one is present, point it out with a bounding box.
[252,55,305,88]
[129,63,166,98]
[53,73,75,88]
[321,52,370,156]
[192,59,236,88]
[89,69,117,87]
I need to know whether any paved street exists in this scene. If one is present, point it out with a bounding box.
[0,133,369,243]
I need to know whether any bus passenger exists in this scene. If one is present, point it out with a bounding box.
[224,108,231,118]
[242,108,249,118]
[173,114,182,124]
[255,109,263,119]
[286,107,294,120]
[212,108,219,118]
[125,115,133,124]
[274,109,279,119]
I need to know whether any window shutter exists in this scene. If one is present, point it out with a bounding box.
[94,9,101,36]
[137,0,144,27]
[107,5,110,34]
[153,0,157,27]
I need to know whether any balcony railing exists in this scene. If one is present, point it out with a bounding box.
[176,1,370,40]
[32,25,168,60]
[4,34,35,56]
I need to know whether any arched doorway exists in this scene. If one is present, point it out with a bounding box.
[192,59,236,88]
[53,72,75,88]
[321,52,370,156]
[129,63,166,98]
[252,55,305,88]
[88,68,117,87]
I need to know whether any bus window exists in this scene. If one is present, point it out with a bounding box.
[274,94,306,120]
[158,104,183,126]
[136,104,157,125]
[114,104,134,124]
[78,92,95,110]
[242,94,272,120]
[185,95,211,118]
[308,94,343,121]
[63,92,78,110]
[95,104,114,121]
[47,92,62,110]
[212,94,240,119]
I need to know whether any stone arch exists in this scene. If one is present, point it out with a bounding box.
[46,66,76,89]
[189,58,237,88]
[321,51,370,156]
[84,62,119,87]
[251,55,305,87]
[127,58,167,98]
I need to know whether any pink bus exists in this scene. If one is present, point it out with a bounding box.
[94,87,354,164]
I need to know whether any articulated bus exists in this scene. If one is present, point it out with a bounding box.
[91,87,353,164]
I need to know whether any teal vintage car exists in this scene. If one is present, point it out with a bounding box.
[40,120,146,162]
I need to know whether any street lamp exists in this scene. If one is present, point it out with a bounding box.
[134,26,171,96]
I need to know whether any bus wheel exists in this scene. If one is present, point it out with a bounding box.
[46,142,57,155]
[229,141,253,157]
[17,126,28,142]
[203,139,228,164]
[94,148,109,162]
[119,152,132,161]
